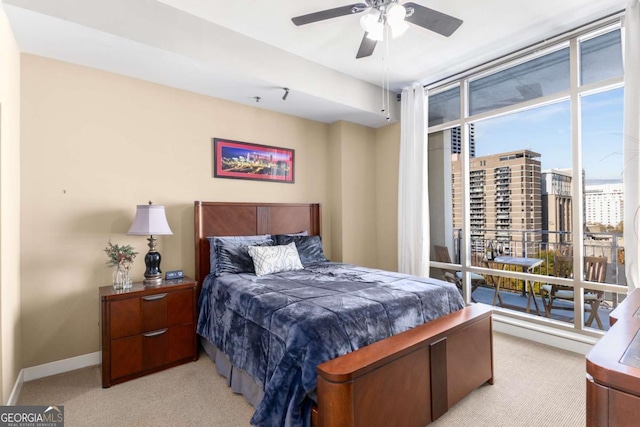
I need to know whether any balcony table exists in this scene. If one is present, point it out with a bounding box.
[492,256,544,315]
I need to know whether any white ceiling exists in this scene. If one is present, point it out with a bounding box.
[2,0,629,128]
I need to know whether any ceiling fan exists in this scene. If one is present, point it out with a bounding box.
[292,1,463,59]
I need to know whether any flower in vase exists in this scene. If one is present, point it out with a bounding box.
[104,241,138,270]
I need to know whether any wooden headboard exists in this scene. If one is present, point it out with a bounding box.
[194,201,321,286]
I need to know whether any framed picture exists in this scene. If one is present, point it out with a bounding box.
[213,138,295,183]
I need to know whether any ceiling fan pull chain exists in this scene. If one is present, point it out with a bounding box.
[386,31,391,121]
[382,24,391,121]
[381,26,386,115]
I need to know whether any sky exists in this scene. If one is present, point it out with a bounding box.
[473,87,625,184]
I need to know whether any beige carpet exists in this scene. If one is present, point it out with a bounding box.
[17,332,585,426]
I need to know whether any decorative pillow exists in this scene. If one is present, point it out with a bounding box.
[208,235,273,275]
[274,235,328,265]
[248,242,304,276]
[217,240,273,275]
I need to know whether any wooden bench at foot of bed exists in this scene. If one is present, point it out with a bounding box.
[313,304,493,427]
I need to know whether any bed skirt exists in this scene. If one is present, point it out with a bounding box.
[200,336,264,409]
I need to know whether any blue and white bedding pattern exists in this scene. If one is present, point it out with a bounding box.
[197,261,464,427]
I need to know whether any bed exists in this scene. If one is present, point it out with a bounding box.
[194,201,493,427]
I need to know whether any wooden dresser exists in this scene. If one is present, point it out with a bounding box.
[586,289,640,426]
[100,277,198,387]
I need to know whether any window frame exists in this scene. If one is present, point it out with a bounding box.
[426,16,625,336]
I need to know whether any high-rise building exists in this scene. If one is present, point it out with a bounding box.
[541,169,573,245]
[450,124,476,157]
[451,149,542,254]
[585,182,624,227]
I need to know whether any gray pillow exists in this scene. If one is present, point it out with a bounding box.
[273,235,328,266]
[217,240,274,275]
[208,235,273,275]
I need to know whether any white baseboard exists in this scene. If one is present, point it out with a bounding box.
[7,351,101,405]
[493,314,599,355]
[23,351,101,382]
[6,369,24,405]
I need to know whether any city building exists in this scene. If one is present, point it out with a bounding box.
[451,124,476,157]
[585,182,624,228]
[541,169,573,246]
[452,149,542,254]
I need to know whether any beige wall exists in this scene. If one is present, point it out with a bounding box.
[328,122,378,267]
[19,55,336,368]
[374,123,400,271]
[19,53,403,369]
[0,5,22,402]
[327,123,343,262]
[325,120,400,270]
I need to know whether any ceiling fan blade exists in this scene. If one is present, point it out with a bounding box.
[356,33,377,59]
[292,3,368,26]
[404,2,463,37]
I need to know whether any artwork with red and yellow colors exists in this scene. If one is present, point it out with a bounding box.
[213,138,295,183]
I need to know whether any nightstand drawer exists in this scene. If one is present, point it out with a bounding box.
[111,335,142,379]
[141,293,168,332]
[110,298,141,339]
[142,328,169,370]
[168,290,193,326]
[101,278,198,387]
[169,324,196,362]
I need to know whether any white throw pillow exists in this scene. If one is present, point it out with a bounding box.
[248,242,304,276]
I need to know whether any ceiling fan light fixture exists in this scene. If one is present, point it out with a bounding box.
[361,10,384,41]
[386,3,406,25]
[366,25,384,41]
[389,20,409,38]
[386,3,408,38]
[360,10,381,33]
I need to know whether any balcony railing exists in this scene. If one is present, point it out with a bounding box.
[450,228,626,288]
[436,228,626,330]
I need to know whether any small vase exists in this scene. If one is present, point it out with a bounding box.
[122,268,133,289]
[113,265,125,290]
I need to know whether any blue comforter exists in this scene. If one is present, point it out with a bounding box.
[197,262,464,427]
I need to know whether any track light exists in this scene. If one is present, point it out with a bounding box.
[282,88,289,101]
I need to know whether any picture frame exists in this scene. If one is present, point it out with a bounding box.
[213,138,295,183]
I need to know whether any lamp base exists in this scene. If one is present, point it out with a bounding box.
[143,275,163,286]
[143,237,163,286]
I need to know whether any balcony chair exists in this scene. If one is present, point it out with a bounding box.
[433,245,486,303]
[540,255,607,329]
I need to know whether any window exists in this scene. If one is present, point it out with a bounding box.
[428,22,625,334]
[469,47,569,116]
[580,29,623,86]
[581,87,624,330]
[428,86,460,127]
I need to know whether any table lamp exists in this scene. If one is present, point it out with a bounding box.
[127,201,173,285]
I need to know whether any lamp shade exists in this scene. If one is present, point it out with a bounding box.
[127,204,173,236]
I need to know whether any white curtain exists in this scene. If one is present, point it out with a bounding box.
[624,0,640,290]
[398,84,429,276]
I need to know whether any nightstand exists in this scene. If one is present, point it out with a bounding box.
[100,277,198,387]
